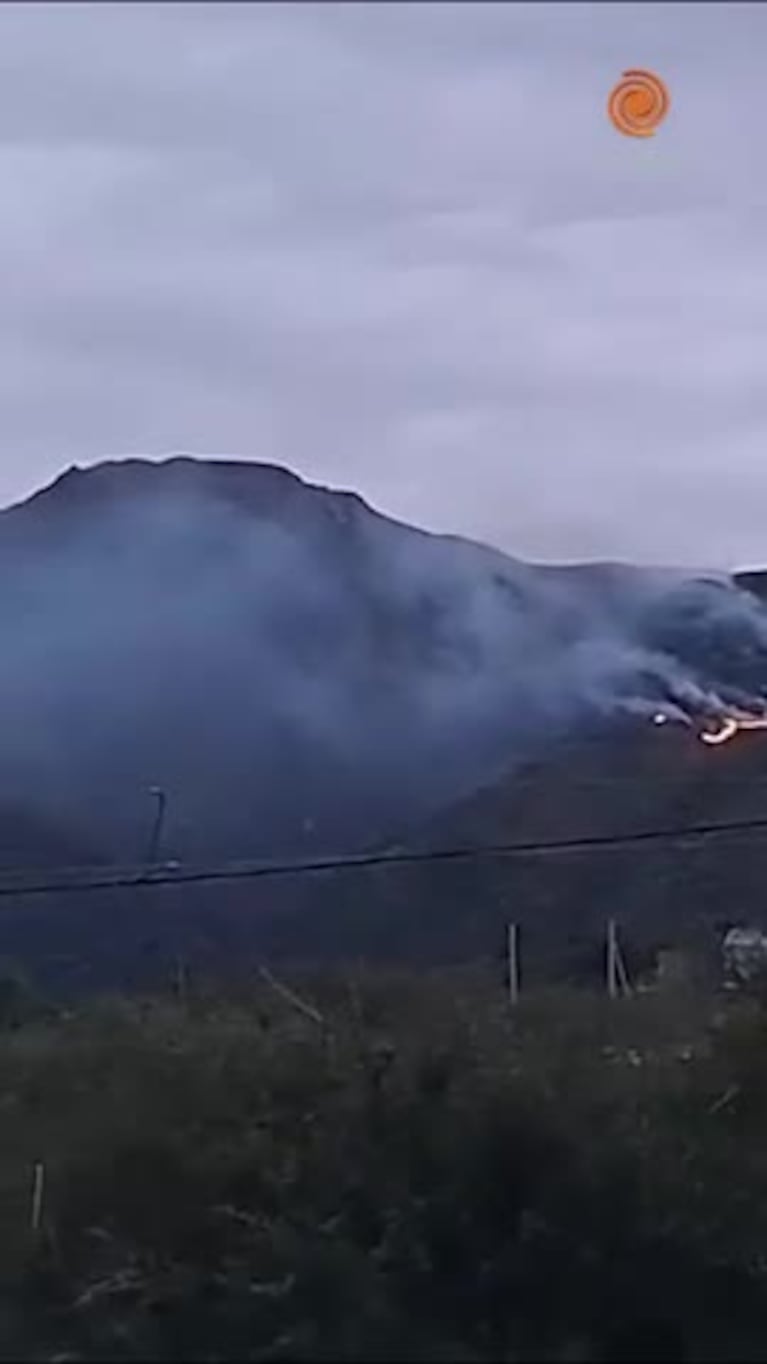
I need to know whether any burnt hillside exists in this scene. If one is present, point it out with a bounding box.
[0,459,765,988]
[0,456,760,870]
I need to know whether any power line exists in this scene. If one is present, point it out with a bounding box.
[0,811,766,900]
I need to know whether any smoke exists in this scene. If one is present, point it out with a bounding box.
[1,458,767,864]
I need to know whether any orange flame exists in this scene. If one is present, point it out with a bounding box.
[700,718,739,746]
[699,711,767,746]
[651,706,767,745]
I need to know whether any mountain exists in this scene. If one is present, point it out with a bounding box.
[0,456,724,867]
[0,457,553,864]
[0,457,766,987]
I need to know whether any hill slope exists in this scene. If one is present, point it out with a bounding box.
[1,455,761,868]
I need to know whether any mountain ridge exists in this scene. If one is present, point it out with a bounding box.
[0,456,765,986]
[0,456,764,871]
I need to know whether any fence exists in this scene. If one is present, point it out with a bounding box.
[0,810,761,996]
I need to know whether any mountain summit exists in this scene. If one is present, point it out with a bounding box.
[0,457,765,869]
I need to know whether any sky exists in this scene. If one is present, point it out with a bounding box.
[0,1,764,569]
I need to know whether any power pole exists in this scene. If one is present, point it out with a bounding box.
[146,785,167,865]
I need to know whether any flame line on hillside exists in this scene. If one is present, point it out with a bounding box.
[700,711,767,746]
[700,718,739,746]
[652,704,767,746]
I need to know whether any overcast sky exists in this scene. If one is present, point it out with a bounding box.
[0,2,764,568]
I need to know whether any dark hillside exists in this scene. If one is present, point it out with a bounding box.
[0,461,767,986]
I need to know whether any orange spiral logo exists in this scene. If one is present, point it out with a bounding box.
[608,69,670,138]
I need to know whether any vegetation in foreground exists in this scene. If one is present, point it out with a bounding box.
[0,966,765,1360]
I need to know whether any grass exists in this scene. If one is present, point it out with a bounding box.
[0,965,764,1359]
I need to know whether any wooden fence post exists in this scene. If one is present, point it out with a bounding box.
[507,922,520,1006]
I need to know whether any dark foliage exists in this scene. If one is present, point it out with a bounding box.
[0,969,763,1359]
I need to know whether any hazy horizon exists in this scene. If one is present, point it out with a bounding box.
[4,453,747,579]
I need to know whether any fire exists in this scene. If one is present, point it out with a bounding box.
[700,717,739,746]
[699,710,767,746]
[651,705,767,746]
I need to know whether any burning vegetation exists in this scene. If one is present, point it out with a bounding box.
[653,705,767,746]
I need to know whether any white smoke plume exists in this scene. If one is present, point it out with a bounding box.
[1,458,766,861]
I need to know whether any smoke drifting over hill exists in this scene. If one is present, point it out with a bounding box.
[0,457,766,868]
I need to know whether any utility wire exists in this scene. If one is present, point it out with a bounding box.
[0,812,766,900]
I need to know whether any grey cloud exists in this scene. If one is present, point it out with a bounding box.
[0,2,764,566]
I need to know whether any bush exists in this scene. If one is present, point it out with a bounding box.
[0,971,763,1358]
